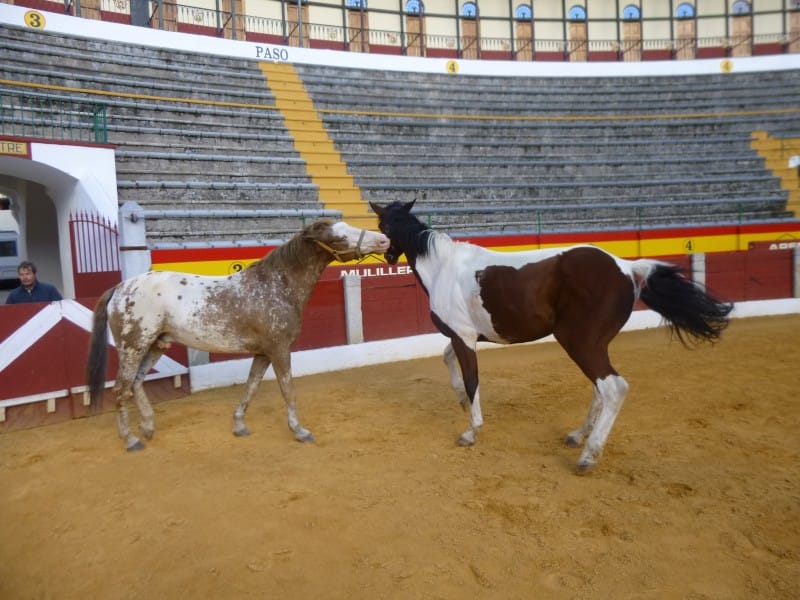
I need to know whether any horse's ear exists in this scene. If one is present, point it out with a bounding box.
[369,201,384,216]
[402,199,416,212]
[303,220,328,241]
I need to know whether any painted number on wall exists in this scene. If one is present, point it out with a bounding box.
[24,10,46,29]
[228,262,245,274]
[684,240,694,252]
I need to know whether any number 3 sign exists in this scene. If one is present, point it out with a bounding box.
[24,10,47,29]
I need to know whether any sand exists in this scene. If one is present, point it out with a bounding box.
[1,314,798,599]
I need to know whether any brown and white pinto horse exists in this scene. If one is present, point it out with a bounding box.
[87,219,389,451]
[370,200,732,474]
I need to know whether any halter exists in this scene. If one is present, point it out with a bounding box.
[313,228,369,262]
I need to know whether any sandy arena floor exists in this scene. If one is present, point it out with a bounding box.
[1,314,798,599]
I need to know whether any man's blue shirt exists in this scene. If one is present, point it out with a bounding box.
[5,281,63,304]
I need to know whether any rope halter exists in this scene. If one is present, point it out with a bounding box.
[313,228,369,262]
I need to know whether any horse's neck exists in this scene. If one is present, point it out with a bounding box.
[247,248,329,306]
[408,232,452,288]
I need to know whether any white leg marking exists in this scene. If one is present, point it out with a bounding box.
[577,375,629,474]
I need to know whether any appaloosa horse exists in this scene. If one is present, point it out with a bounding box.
[370,200,732,474]
[87,219,389,451]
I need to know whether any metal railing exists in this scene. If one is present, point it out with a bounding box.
[131,0,800,61]
[243,12,798,60]
[0,89,108,144]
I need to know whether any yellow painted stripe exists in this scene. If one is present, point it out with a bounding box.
[151,226,800,276]
[257,62,376,228]
[153,253,389,276]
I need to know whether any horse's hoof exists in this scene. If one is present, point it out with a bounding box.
[126,440,146,452]
[575,460,597,475]
[564,433,583,448]
[295,431,315,443]
[456,435,475,447]
[233,427,251,437]
[141,429,154,441]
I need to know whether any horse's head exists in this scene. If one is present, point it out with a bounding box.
[305,219,389,262]
[368,200,418,265]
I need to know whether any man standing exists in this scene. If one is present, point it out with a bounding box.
[5,261,63,304]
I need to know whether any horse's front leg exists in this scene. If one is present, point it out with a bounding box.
[447,335,482,447]
[443,342,470,411]
[233,354,271,437]
[272,352,314,443]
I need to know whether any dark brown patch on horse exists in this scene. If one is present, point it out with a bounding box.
[477,247,634,349]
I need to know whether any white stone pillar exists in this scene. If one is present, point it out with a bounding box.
[794,247,800,298]
[691,252,706,288]
[343,274,364,344]
[118,201,151,280]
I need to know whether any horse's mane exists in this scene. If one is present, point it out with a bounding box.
[394,211,448,260]
[258,220,332,269]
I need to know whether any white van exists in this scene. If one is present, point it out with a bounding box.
[0,211,20,283]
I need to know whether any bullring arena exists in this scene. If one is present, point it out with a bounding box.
[2,2,800,598]
[1,312,798,598]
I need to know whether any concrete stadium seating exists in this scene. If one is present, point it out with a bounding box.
[1,23,798,243]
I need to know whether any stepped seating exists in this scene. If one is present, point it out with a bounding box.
[298,65,800,115]
[1,23,798,243]
[293,63,800,233]
[0,24,327,245]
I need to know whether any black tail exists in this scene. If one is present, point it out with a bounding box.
[639,264,733,346]
[86,287,115,412]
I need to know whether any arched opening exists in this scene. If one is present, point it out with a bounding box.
[675,2,697,60]
[514,4,534,61]
[405,0,426,57]
[346,0,370,53]
[730,0,753,56]
[460,1,480,59]
[567,5,588,62]
[621,4,642,61]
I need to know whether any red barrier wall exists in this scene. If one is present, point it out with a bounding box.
[362,274,436,342]
[706,249,793,301]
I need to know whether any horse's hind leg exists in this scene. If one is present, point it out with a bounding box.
[577,374,629,474]
[272,351,314,443]
[555,330,628,474]
[113,351,147,451]
[565,387,602,448]
[232,354,271,437]
[132,347,164,440]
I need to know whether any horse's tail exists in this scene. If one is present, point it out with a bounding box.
[86,287,116,412]
[632,260,733,346]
